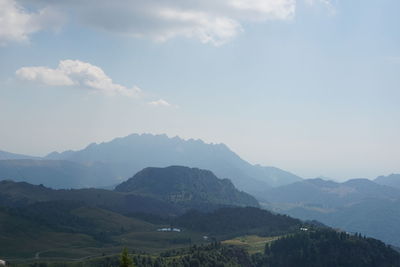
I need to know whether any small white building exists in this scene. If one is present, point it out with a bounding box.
[157,227,181,232]
[0,259,6,266]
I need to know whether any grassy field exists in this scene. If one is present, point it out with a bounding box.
[222,235,280,254]
[2,229,207,259]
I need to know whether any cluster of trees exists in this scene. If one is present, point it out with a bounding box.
[253,229,400,267]
[6,201,400,267]
[128,243,249,267]
[25,244,250,267]
[119,230,400,267]
[24,231,400,267]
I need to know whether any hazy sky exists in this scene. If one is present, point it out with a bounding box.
[0,0,399,181]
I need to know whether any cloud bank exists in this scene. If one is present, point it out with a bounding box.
[19,0,296,45]
[16,60,141,97]
[0,0,63,45]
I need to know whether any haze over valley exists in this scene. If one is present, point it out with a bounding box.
[1,133,400,250]
[1,0,399,266]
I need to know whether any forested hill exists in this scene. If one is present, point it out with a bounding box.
[115,166,259,208]
[0,166,259,215]
[174,206,301,237]
[14,228,400,266]
[1,178,399,266]
[257,229,400,267]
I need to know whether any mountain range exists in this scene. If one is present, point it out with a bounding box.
[0,166,398,266]
[2,133,400,258]
[0,159,114,189]
[0,166,292,261]
[0,166,258,216]
[375,174,400,189]
[0,133,302,193]
[259,178,400,247]
[0,150,39,160]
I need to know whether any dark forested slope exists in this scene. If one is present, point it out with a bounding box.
[115,166,259,209]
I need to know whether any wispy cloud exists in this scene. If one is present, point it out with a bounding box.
[0,0,64,45]
[16,60,141,97]
[148,99,172,108]
[21,0,296,46]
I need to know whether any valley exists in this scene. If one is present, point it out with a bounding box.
[0,138,400,266]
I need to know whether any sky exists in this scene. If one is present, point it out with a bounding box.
[0,0,399,181]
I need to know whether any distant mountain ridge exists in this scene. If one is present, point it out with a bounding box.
[260,178,400,207]
[115,166,259,209]
[375,174,400,189]
[260,177,400,247]
[0,159,114,189]
[43,133,302,192]
[0,150,39,160]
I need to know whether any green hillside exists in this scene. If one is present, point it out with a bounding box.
[174,207,301,238]
[257,229,400,267]
[1,171,399,266]
[116,166,259,209]
[11,230,400,267]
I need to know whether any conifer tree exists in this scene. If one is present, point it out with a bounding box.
[119,248,134,267]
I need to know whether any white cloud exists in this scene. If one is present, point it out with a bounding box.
[230,0,296,21]
[16,66,74,86]
[150,8,241,45]
[148,99,172,107]
[16,60,141,97]
[0,0,63,45]
[22,0,296,45]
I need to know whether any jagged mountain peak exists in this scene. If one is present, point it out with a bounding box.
[42,133,302,193]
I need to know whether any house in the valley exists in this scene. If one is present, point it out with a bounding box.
[157,227,181,232]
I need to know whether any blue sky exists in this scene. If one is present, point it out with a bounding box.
[0,0,399,180]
